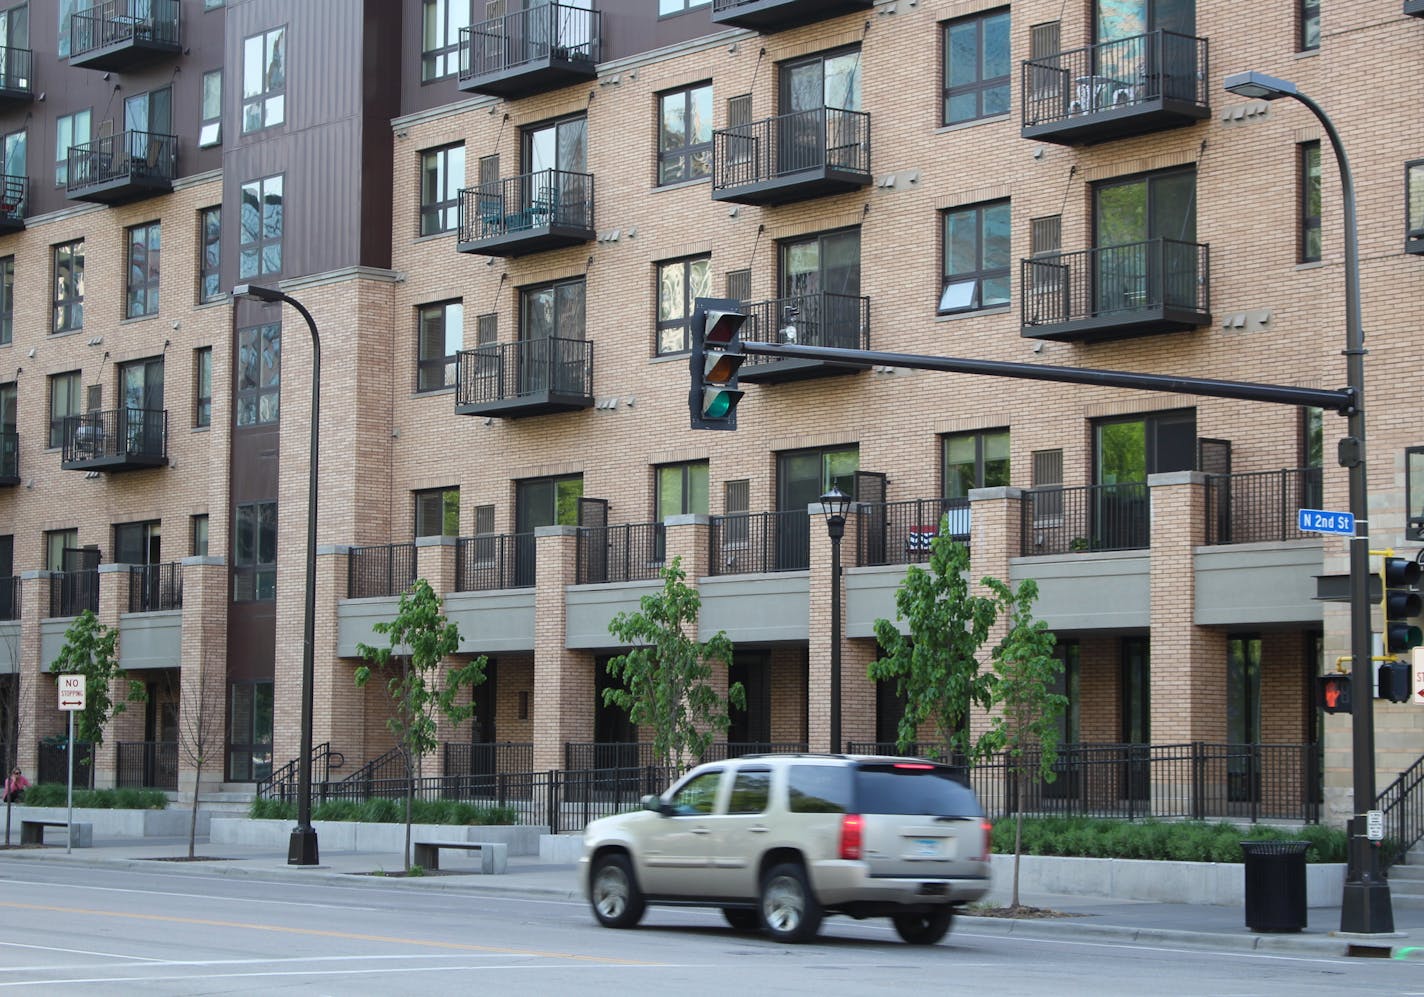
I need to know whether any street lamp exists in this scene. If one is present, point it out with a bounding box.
[818,485,852,755]
[233,282,321,867]
[1223,71,1390,934]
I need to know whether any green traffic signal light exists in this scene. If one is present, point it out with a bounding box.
[689,297,748,431]
[702,385,743,419]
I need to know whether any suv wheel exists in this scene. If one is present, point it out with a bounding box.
[590,853,645,929]
[759,862,823,943]
[892,909,953,945]
[722,908,759,932]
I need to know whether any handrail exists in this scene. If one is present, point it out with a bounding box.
[1378,752,1424,869]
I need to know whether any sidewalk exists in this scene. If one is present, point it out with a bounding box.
[1,832,1419,958]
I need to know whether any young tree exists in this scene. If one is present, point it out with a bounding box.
[869,528,999,764]
[982,576,1065,911]
[604,557,745,772]
[48,609,145,748]
[176,662,222,859]
[355,578,486,872]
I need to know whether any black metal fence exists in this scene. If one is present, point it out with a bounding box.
[712,106,871,191]
[255,742,343,802]
[0,576,18,622]
[347,543,416,599]
[1021,238,1210,329]
[66,130,178,194]
[128,562,182,613]
[1378,752,1424,869]
[455,533,534,591]
[445,742,535,778]
[741,292,870,369]
[49,570,99,618]
[459,1,600,81]
[1020,482,1150,556]
[1205,467,1323,545]
[116,741,177,790]
[709,509,810,575]
[459,168,594,243]
[576,522,665,585]
[61,407,168,465]
[456,336,594,408]
[71,0,181,56]
[1020,29,1209,128]
[37,740,94,787]
[856,498,970,567]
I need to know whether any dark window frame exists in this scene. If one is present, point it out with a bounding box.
[658,0,710,16]
[422,0,472,81]
[1408,447,1424,542]
[656,461,709,520]
[941,427,1010,499]
[54,109,88,187]
[414,486,460,538]
[52,238,84,333]
[657,81,713,187]
[232,500,277,602]
[191,514,209,557]
[234,322,280,427]
[942,7,1011,126]
[125,220,161,320]
[655,254,711,355]
[940,199,1010,314]
[48,370,80,448]
[519,276,586,340]
[238,174,283,280]
[1299,0,1319,53]
[420,142,465,237]
[200,69,222,147]
[193,346,212,428]
[1299,141,1321,264]
[416,299,463,393]
[199,205,222,303]
[241,24,286,135]
[0,255,12,346]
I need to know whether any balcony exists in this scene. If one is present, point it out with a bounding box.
[455,337,594,419]
[0,429,16,485]
[739,292,870,384]
[0,174,26,233]
[1020,238,1211,343]
[576,522,665,585]
[60,408,169,472]
[457,2,599,99]
[69,0,180,72]
[66,130,177,205]
[1020,482,1150,556]
[49,569,99,619]
[712,107,871,206]
[1205,467,1323,546]
[456,533,535,591]
[0,45,33,104]
[856,498,970,567]
[1021,31,1209,146]
[128,562,182,613]
[347,543,416,599]
[456,169,594,258]
[711,0,874,32]
[709,509,810,575]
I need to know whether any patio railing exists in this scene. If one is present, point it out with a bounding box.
[1205,467,1323,545]
[709,509,810,575]
[856,498,969,567]
[347,543,416,599]
[1020,481,1150,556]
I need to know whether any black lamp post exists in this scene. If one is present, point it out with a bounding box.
[819,485,852,754]
[233,282,321,867]
[1223,70,1391,934]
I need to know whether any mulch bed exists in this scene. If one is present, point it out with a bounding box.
[144,856,241,863]
[967,904,1090,919]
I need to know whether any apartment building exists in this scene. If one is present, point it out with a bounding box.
[0,0,1417,826]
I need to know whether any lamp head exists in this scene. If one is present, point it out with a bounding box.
[1223,70,1297,101]
[232,282,284,303]
[819,485,852,523]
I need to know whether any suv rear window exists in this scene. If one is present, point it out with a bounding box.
[853,763,984,818]
[787,765,853,813]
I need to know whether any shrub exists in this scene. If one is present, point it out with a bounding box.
[990,817,1347,863]
[247,796,517,826]
[22,784,167,810]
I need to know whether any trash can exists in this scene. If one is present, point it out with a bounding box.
[1240,840,1310,932]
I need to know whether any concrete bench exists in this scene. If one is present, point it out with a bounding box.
[20,820,92,848]
[411,840,507,873]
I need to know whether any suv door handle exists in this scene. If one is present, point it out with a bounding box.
[748,825,770,833]
[691,827,711,835]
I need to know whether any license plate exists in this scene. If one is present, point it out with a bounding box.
[910,837,940,858]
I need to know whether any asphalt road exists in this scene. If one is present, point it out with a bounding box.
[0,860,1416,995]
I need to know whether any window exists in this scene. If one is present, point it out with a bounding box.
[521,276,585,339]
[415,487,460,538]
[239,174,283,279]
[659,0,709,13]
[242,26,286,133]
[200,70,222,147]
[0,380,13,438]
[48,370,80,448]
[422,0,471,81]
[0,255,11,346]
[1051,641,1080,744]
[125,86,172,139]
[1227,635,1261,745]
[657,462,709,520]
[57,0,74,58]
[52,240,84,333]
[235,323,280,426]
[420,143,465,236]
[199,206,222,303]
[55,110,89,187]
[943,9,1010,126]
[943,429,1010,499]
[656,256,711,354]
[1300,407,1323,509]
[941,200,1009,313]
[205,0,224,9]
[417,300,463,392]
[1299,142,1320,263]
[193,347,212,428]
[228,680,273,781]
[728,768,771,814]
[233,501,277,601]
[45,528,77,572]
[658,83,712,186]
[1409,448,1424,542]
[1300,0,1319,52]
[114,520,160,566]
[126,221,160,319]
[191,514,209,557]
[668,769,722,816]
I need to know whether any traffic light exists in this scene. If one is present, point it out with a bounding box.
[1381,555,1423,654]
[689,297,747,431]
[1317,673,1352,714]
[1378,660,1412,703]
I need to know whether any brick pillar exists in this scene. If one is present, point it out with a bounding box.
[15,572,55,777]
[808,503,870,753]
[94,564,137,789]
[532,526,589,772]
[176,557,228,801]
[968,487,1026,749]
[421,536,462,780]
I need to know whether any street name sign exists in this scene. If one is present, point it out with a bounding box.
[1298,509,1355,536]
[57,674,84,712]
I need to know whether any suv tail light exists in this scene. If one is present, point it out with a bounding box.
[840,814,864,860]
[977,821,993,862]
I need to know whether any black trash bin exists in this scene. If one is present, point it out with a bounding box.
[1240,840,1310,932]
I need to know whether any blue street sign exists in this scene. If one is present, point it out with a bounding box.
[1298,508,1356,536]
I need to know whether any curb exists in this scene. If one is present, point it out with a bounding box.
[958,913,1354,956]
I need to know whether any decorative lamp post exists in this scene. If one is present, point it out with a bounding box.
[818,485,852,754]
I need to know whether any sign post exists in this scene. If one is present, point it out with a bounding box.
[57,675,84,854]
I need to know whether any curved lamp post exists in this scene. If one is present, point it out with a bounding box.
[233,282,321,867]
[818,485,852,754]
[1223,71,1390,935]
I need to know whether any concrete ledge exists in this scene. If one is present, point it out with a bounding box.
[210,818,543,856]
[540,833,584,862]
[6,805,204,837]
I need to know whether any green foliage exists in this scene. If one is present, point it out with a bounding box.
[48,610,146,746]
[869,531,998,764]
[982,576,1065,790]
[23,784,168,809]
[248,796,517,826]
[604,557,745,771]
[989,817,1348,864]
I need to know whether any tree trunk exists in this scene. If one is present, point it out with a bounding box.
[188,756,203,859]
[403,748,414,874]
[1011,769,1023,910]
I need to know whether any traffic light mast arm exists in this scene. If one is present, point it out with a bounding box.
[743,342,1355,413]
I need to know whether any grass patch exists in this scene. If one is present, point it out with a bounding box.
[991,817,1347,863]
[250,796,517,826]
[21,784,168,810]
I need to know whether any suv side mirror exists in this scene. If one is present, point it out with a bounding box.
[641,794,668,815]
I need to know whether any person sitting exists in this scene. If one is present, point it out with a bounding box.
[3,767,28,804]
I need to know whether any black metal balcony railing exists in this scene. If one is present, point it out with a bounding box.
[1020,481,1150,556]
[0,429,17,483]
[739,291,870,383]
[712,107,871,205]
[457,168,594,254]
[577,522,665,585]
[70,0,181,66]
[38,739,95,787]
[709,509,810,575]
[455,533,535,591]
[48,569,99,618]
[66,129,178,202]
[0,576,19,622]
[0,43,33,99]
[1205,467,1323,546]
[1021,238,1211,342]
[347,543,416,599]
[0,174,26,229]
[856,498,970,567]
[116,740,178,790]
[458,2,600,96]
[454,336,594,417]
[128,562,182,613]
[1021,30,1209,143]
[60,407,168,470]
[711,0,875,33]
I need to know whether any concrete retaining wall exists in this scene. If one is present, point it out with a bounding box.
[5,806,207,836]
[211,818,543,856]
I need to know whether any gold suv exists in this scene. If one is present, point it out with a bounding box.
[580,754,992,944]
